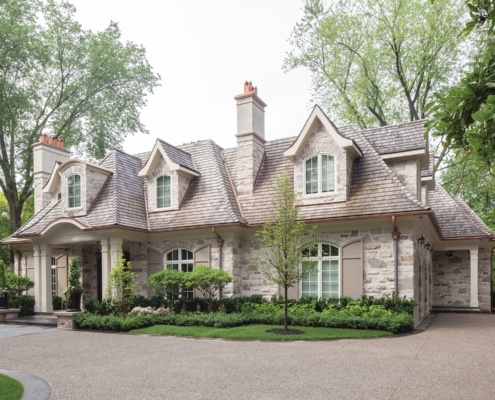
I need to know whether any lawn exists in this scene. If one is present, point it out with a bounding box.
[0,374,24,400]
[131,324,392,340]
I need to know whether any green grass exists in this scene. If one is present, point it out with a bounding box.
[0,374,24,400]
[130,324,392,340]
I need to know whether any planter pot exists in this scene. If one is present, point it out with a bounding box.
[66,292,81,312]
[0,292,9,309]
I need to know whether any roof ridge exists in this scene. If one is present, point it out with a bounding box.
[158,138,193,156]
[361,119,427,133]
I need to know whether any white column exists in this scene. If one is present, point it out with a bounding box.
[470,248,479,308]
[110,238,124,268]
[101,238,123,298]
[33,245,41,313]
[40,244,53,313]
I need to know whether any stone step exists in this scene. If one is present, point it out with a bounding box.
[0,314,57,327]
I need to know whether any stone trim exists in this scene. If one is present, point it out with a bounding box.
[161,240,195,252]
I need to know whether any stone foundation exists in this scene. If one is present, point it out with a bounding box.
[54,311,79,329]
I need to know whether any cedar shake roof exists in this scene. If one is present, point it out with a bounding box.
[429,186,494,238]
[361,119,427,155]
[5,115,493,243]
[158,139,197,172]
[147,140,243,230]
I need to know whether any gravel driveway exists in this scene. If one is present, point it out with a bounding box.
[1,313,494,400]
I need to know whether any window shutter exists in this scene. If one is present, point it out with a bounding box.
[341,240,363,299]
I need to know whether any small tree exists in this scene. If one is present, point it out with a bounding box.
[106,253,136,316]
[255,176,318,331]
[147,266,186,309]
[185,266,233,312]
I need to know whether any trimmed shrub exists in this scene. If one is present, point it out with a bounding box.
[18,295,35,316]
[52,295,63,310]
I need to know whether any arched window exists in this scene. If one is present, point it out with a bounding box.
[156,175,171,208]
[68,174,81,208]
[301,243,340,299]
[304,155,335,195]
[165,248,193,298]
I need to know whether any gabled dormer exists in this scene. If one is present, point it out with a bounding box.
[284,105,362,205]
[138,139,199,211]
[43,159,112,217]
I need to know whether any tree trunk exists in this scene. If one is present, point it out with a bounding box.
[284,286,288,331]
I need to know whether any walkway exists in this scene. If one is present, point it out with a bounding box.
[0,313,494,399]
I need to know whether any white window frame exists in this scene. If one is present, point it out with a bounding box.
[303,154,336,196]
[156,175,171,209]
[51,257,57,297]
[300,243,340,299]
[67,174,81,208]
[165,248,194,298]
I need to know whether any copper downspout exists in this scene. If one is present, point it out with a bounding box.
[392,216,401,296]
[211,227,225,299]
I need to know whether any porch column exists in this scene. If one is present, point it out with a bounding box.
[101,238,123,298]
[470,247,479,308]
[40,244,53,313]
[33,245,41,313]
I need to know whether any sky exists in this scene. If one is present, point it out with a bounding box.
[69,0,314,154]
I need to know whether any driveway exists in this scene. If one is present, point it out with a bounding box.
[0,313,494,399]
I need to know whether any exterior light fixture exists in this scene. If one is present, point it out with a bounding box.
[447,251,454,261]
[418,235,425,245]
[425,242,431,251]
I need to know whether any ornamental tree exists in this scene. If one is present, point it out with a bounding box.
[255,176,318,331]
[147,266,186,308]
[185,266,233,312]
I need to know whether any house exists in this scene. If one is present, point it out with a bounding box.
[3,81,494,324]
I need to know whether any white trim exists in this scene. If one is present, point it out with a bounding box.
[155,174,172,209]
[284,105,362,160]
[381,149,428,168]
[138,140,199,178]
[37,218,89,236]
[43,159,112,194]
[303,154,336,196]
[470,247,479,307]
[300,243,341,299]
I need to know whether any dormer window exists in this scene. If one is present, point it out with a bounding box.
[67,174,81,208]
[156,175,171,208]
[305,155,335,195]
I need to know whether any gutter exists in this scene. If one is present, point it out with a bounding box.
[392,215,401,296]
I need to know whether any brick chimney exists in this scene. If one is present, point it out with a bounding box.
[33,135,71,213]
[234,81,266,196]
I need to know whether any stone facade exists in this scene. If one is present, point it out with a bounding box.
[294,122,350,205]
[433,248,491,310]
[387,160,420,201]
[236,133,265,196]
[147,158,192,211]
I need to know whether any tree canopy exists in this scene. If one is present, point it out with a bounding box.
[0,0,160,233]
[285,0,468,129]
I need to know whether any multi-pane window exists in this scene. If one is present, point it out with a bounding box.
[51,257,57,296]
[156,175,171,208]
[68,174,81,208]
[166,249,193,298]
[305,155,335,195]
[301,243,340,299]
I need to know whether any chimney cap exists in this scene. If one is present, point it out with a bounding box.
[234,80,267,107]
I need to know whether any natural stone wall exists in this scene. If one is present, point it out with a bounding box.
[386,160,420,200]
[86,169,108,206]
[433,250,471,307]
[433,248,491,311]
[236,134,265,196]
[294,122,350,205]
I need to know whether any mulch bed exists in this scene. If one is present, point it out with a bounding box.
[266,328,304,335]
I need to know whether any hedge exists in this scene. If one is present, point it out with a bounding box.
[73,310,413,333]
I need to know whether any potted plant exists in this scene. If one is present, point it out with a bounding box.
[0,261,9,309]
[64,256,82,312]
